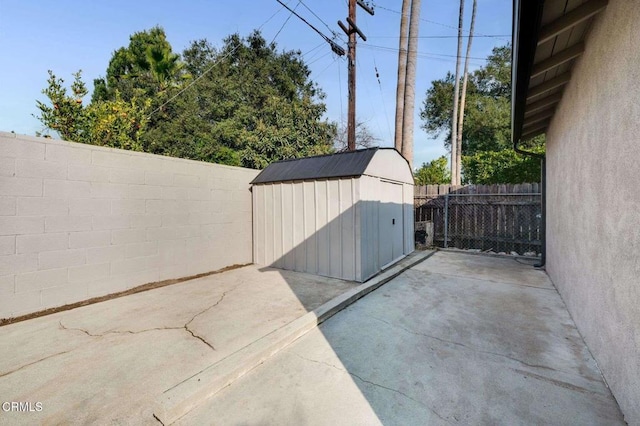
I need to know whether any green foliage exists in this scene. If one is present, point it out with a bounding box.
[462,143,544,184]
[37,29,335,169]
[144,31,335,168]
[35,70,150,150]
[92,26,184,103]
[420,45,545,184]
[414,156,451,185]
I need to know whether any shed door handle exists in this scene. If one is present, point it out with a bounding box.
[392,218,395,225]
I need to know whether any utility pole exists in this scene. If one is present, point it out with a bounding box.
[394,0,410,153]
[401,0,421,170]
[339,0,373,151]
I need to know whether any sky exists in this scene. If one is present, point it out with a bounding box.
[0,0,512,169]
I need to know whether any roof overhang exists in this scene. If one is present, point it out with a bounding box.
[512,0,609,144]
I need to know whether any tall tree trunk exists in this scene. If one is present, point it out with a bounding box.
[450,0,465,185]
[456,0,477,184]
[401,0,422,170]
[394,0,411,153]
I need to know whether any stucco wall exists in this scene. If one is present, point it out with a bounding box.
[544,0,640,422]
[0,132,258,319]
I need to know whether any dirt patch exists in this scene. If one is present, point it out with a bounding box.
[0,264,250,327]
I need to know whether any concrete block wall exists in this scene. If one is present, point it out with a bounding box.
[0,132,259,319]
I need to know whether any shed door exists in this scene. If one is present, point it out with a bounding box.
[379,181,404,268]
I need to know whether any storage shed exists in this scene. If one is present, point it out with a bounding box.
[251,147,414,282]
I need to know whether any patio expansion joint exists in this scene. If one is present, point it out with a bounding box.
[290,351,452,424]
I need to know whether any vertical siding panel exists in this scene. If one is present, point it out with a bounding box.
[304,181,317,274]
[254,186,265,265]
[272,183,283,268]
[340,178,355,280]
[264,184,274,265]
[354,178,362,281]
[316,180,329,276]
[281,183,294,270]
[328,179,342,278]
[293,182,305,271]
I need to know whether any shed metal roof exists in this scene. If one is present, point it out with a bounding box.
[251,147,401,184]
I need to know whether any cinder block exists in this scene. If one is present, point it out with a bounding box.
[68,262,109,284]
[45,144,91,164]
[161,214,189,227]
[0,158,15,177]
[91,150,132,169]
[86,245,125,264]
[111,228,146,245]
[69,230,111,249]
[44,179,90,198]
[124,241,158,258]
[110,257,149,275]
[0,236,15,255]
[0,197,16,216]
[159,264,185,281]
[160,186,189,200]
[38,248,85,270]
[188,187,211,201]
[16,159,66,179]
[173,174,200,188]
[0,138,45,160]
[90,182,128,199]
[130,214,161,229]
[16,267,68,292]
[0,216,44,235]
[0,253,39,276]
[68,198,110,215]
[67,164,110,182]
[109,168,145,184]
[41,282,87,308]
[0,275,14,294]
[17,233,68,254]
[92,215,131,230]
[188,213,213,225]
[145,171,174,186]
[111,199,145,215]
[45,216,92,233]
[86,277,129,298]
[17,197,68,216]
[0,290,41,318]
[126,184,162,200]
[0,176,43,196]
[145,254,163,269]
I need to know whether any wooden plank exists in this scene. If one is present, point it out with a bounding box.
[538,0,609,45]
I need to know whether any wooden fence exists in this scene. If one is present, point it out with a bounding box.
[414,184,542,255]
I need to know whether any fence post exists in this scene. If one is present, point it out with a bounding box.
[444,193,449,248]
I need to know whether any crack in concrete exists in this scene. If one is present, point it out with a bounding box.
[56,284,242,352]
[512,369,606,396]
[367,315,556,373]
[0,350,72,378]
[291,352,452,424]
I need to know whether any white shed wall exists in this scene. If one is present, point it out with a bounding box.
[252,178,361,281]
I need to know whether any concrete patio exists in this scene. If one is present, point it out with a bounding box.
[179,251,625,425]
[0,251,625,425]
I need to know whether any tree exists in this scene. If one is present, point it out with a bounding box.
[92,26,184,103]
[35,70,150,150]
[462,145,543,184]
[414,156,451,185]
[450,0,465,185]
[400,0,422,169]
[144,31,335,168]
[420,45,541,183]
[394,0,410,152]
[456,0,477,186]
[333,120,379,151]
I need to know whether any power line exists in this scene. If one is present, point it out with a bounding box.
[376,5,511,42]
[275,0,345,56]
[360,43,489,62]
[271,2,299,44]
[368,34,510,39]
[298,0,345,42]
[148,5,287,118]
